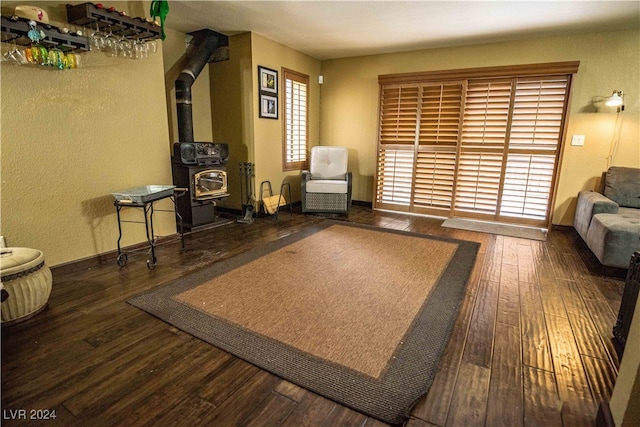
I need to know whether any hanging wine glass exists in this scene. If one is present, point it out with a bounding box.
[4,41,27,65]
[90,22,107,51]
[104,27,120,57]
[147,39,158,55]
[118,37,134,59]
[48,48,65,69]
[133,39,149,60]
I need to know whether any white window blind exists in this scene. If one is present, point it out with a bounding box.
[283,69,308,170]
[374,63,576,226]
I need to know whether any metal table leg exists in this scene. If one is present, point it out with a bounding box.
[115,202,128,267]
[144,201,158,270]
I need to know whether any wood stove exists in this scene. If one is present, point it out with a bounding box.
[170,29,231,231]
[172,142,229,231]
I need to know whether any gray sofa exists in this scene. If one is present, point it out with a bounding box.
[574,166,640,269]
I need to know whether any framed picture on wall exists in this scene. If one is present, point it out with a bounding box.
[259,66,278,94]
[260,94,278,119]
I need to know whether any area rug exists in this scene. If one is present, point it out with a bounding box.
[441,217,547,241]
[128,221,479,424]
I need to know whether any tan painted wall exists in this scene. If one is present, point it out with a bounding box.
[320,29,640,225]
[209,32,254,210]
[250,33,321,206]
[209,32,321,210]
[1,1,174,267]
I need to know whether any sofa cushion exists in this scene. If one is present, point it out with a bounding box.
[604,167,640,209]
[573,191,619,242]
[586,211,640,269]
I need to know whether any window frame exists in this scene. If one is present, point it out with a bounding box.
[375,61,579,227]
[282,68,310,171]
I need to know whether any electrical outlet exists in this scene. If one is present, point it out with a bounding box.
[571,135,585,146]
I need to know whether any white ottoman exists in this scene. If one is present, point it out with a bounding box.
[0,247,52,323]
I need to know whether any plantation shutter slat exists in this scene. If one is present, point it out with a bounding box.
[374,62,576,226]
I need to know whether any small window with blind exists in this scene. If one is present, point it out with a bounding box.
[375,61,579,227]
[283,68,309,171]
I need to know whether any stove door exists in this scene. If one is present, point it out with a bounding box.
[194,170,227,199]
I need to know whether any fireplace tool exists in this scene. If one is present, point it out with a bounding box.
[237,162,255,224]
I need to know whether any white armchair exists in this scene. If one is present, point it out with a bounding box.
[301,146,352,214]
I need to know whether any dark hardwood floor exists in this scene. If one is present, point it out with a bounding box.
[1,206,626,426]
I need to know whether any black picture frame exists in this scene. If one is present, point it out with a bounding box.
[259,93,278,119]
[259,66,278,94]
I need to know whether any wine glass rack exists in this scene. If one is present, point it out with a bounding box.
[0,15,89,52]
[66,2,161,41]
[1,2,160,54]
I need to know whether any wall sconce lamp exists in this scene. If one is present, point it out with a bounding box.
[605,90,624,111]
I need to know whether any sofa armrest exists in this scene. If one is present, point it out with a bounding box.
[581,191,619,214]
[574,190,619,241]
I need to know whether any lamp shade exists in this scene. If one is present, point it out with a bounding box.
[605,90,624,107]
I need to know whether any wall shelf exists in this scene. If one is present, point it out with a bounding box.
[66,2,160,41]
[0,15,89,52]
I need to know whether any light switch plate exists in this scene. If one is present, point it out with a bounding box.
[571,135,585,146]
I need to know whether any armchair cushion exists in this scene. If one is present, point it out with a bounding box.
[306,179,349,194]
[310,146,348,179]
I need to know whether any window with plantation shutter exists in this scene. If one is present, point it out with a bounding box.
[414,83,463,215]
[455,79,511,217]
[283,69,308,170]
[375,83,463,215]
[375,62,578,227]
[376,85,419,210]
[499,77,569,222]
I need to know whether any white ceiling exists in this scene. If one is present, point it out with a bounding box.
[166,1,640,60]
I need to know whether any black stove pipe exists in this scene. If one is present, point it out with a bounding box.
[175,29,228,143]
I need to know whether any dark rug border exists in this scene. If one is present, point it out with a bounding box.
[128,220,479,424]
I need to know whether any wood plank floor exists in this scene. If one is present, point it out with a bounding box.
[1,206,626,426]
